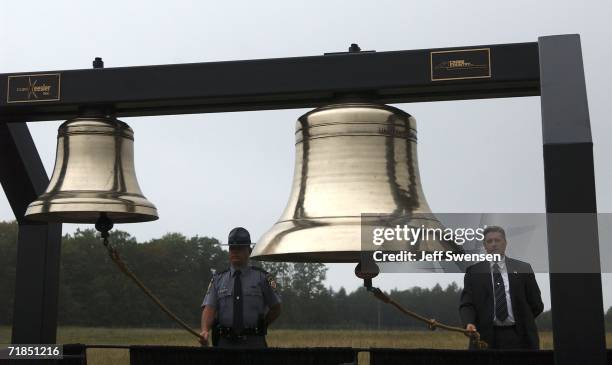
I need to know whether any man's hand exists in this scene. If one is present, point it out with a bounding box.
[265,303,282,327]
[200,306,216,347]
[199,330,209,346]
[464,323,477,337]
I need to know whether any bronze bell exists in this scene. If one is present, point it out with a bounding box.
[252,103,462,263]
[24,116,158,223]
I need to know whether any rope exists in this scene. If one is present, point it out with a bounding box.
[101,235,204,342]
[368,286,488,349]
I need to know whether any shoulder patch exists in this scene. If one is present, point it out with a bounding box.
[266,273,278,290]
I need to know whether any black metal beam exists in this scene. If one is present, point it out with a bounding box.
[0,123,49,219]
[0,121,62,345]
[0,42,539,122]
[539,35,606,365]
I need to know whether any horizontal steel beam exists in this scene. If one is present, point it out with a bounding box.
[0,42,539,122]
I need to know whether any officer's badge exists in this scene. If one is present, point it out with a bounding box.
[266,274,277,290]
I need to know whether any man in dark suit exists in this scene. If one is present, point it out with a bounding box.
[459,225,544,349]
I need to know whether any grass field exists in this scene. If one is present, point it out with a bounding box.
[1,326,610,365]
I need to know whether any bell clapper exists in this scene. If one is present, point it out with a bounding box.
[354,260,380,290]
[95,212,114,246]
[95,212,122,264]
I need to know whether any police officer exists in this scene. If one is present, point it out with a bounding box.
[200,227,282,348]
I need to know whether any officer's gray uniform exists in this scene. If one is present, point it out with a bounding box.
[202,264,281,348]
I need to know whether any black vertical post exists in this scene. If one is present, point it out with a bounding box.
[539,34,607,364]
[0,121,62,344]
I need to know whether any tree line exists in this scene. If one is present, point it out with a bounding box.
[1,221,610,331]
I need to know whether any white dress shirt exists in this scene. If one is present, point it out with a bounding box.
[490,257,515,326]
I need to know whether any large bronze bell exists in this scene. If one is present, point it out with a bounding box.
[252,103,462,263]
[25,116,158,223]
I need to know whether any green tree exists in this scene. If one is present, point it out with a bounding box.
[4,220,582,332]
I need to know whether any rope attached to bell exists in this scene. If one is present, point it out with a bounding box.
[367,286,487,349]
[356,263,488,349]
[95,213,204,343]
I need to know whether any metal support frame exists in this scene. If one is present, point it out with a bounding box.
[0,122,62,344]
[0,42,539,122]
[0,34,605,364]
[539,34,606,364]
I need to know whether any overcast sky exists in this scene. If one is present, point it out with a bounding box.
[1,1,611,311]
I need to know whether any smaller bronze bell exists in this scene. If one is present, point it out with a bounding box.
[25,116,158,223]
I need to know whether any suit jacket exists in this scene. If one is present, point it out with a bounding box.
[459,257,544,349]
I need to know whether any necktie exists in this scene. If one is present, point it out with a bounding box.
[233,270,244,332]
[493,263,509,321]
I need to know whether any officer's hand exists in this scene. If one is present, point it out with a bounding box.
[199,330,209,346]
[464,323,477,337]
